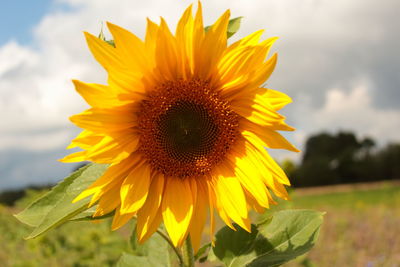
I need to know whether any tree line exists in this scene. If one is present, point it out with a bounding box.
[283,131,400,187]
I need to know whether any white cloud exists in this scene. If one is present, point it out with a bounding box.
[0,38,84,151]
[0,41,37,75]
[275,81,400,163]
[314,83,400,142]
[0,128,75,151]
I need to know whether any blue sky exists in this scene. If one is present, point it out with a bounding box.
[0,1,75,46]
[0,0,53,45]
[0,0,399,190]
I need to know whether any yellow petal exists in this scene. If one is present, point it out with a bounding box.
[162,177,194,247]
[107,67,147,96]
[229,89,295,131]
[244,188,267,213]
[212,165,250,232]
[217,46,256,84]
[136,173,165,242]
[70,105,137,133]
[93,181,121,217]
[144,18,159,73]
[270,176,290,200]
[247,53,277,89]
[59,151,87,163]
[205,176,217,244]
[263,154,291,186]
[120,162,151,214]
[229,30,264,50]
[188,179,208,253]
[195,9,230,79]
[106,22,148,72]
[221,53,277,101]
[145,18,159,49]
[111,206,136,230]
[242,125,299,152]
[73,80,127,108]
[138,209,163,244]
[66,130,103,150]
[238,37,278,76]
[217,204,235,230]
[72,154,140,203]
[192,1,204,59]
[217,37,277,88]
[176,4,193,38]
[207,177,234,232]
[234,105,284,128]
[175,4,194,78]
[265,89,293,110]
[246,141,291,191]
[155,18,181,81]
[227,147,270,208]
[84,31,124,71]
[85,133,139,163]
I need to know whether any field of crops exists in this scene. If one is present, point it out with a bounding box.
[1,181,399,266]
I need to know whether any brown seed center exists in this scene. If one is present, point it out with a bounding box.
[137,79,239,178]
[157,100,218,162]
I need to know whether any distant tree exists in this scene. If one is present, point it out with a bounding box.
[353,137,378,182]
[293,157,338,187]
[374,144,400,180]
[294,131,364,186]
[292,131,399,187]
[361,138,375,153]
[0,190,26,206]
[0,184,52,206]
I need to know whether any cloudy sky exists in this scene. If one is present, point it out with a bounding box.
[0,0,399,189]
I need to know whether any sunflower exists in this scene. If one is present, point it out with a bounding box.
[61,3,298,250]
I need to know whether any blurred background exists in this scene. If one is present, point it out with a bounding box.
[0,0,399,266]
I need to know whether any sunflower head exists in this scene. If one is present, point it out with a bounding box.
[62,3,298,250]
[138,78,240,178]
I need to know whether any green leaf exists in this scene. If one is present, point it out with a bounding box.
[227,16,243,38]
[98,25,116,47]
[15,163,108,239]
[70,206,115,221]
[69,205,98,221]
[117,253,151,267]
[205,16,243,38]
[104,39,115,47]
[194,242,211,261]
[15,164,89,227]
[118,227,174,267]
[210,209,324,267]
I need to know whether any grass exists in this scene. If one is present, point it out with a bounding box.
[0,182,399,266]
[0,190,130,267]
[289,183,400,209]
[278,182,400,267]
[0,210,130,267]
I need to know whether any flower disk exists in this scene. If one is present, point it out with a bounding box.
[138,79,239,178]
[62,3,299,251]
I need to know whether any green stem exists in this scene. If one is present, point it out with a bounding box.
[156,229,184,267]
[182,235,195,267]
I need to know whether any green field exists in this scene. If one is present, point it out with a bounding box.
[279,183,400,267]
[0,190,130,267]
[1,182,399,266]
